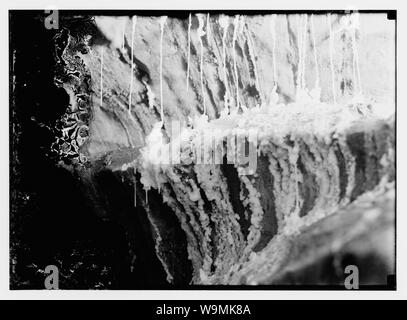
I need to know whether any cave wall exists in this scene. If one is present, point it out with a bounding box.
[84,13,395,160]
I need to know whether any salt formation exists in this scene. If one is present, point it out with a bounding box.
[328,14,337,104]
[186,14,192,92]
[133,12,394,285]
[197,14,207,115]
[347,13,364,102]
[139,100,394,283]
[159,16,167,123]
[121,19,126,52]
[294,14,320,103]
[269,15,278,104]
[129,16,137,114]
[232,15,242,109]
[333,11,365,105]
[219,15,230,114]
[49,13,395,286]
[310,14,321,101]
[206,13,212,46]
[244,21,262,105]
[295,15,307,101]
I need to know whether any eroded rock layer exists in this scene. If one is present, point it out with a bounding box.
[137,106,394,284]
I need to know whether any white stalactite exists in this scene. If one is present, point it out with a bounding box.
[159,16,167,124]
[351,17,363,97]
[244,22,262,105]
[186,14,192,92]
[232,15,240,110]
[328,14,337,104]
[197,14,206,115]
[206,13,212,46]
[129,16,137,114]
[219,15,230,114]
[310,14,321,101]
[121,19,126,52]
[301,15,308,90]
[270,15,278,105]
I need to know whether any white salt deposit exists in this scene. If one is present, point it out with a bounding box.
[197,14,207,115]
[186,14,192,92]
[159,16,167,123]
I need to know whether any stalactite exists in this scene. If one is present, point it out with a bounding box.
[351,14,363,97]
[296,15,303,92]
[270,15,278,104]
[232,15,240,110]
[206,13,212,47]
[186,14,192,92]
[121,19,126,52]
[219,15,230,114]
[244,23,262,105]
[301,15,308,90]
[129,16,137,114]
[310,14,321,101]
[159,16,167,124]
[138,100,394,283]
[328,14,337,104]
[295,14,309,100]
[197,14,206,115]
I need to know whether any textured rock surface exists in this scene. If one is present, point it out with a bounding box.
[259,186,395,286]
[136,108,395,284]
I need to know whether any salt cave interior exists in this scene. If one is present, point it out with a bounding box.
[9,10,395,289]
